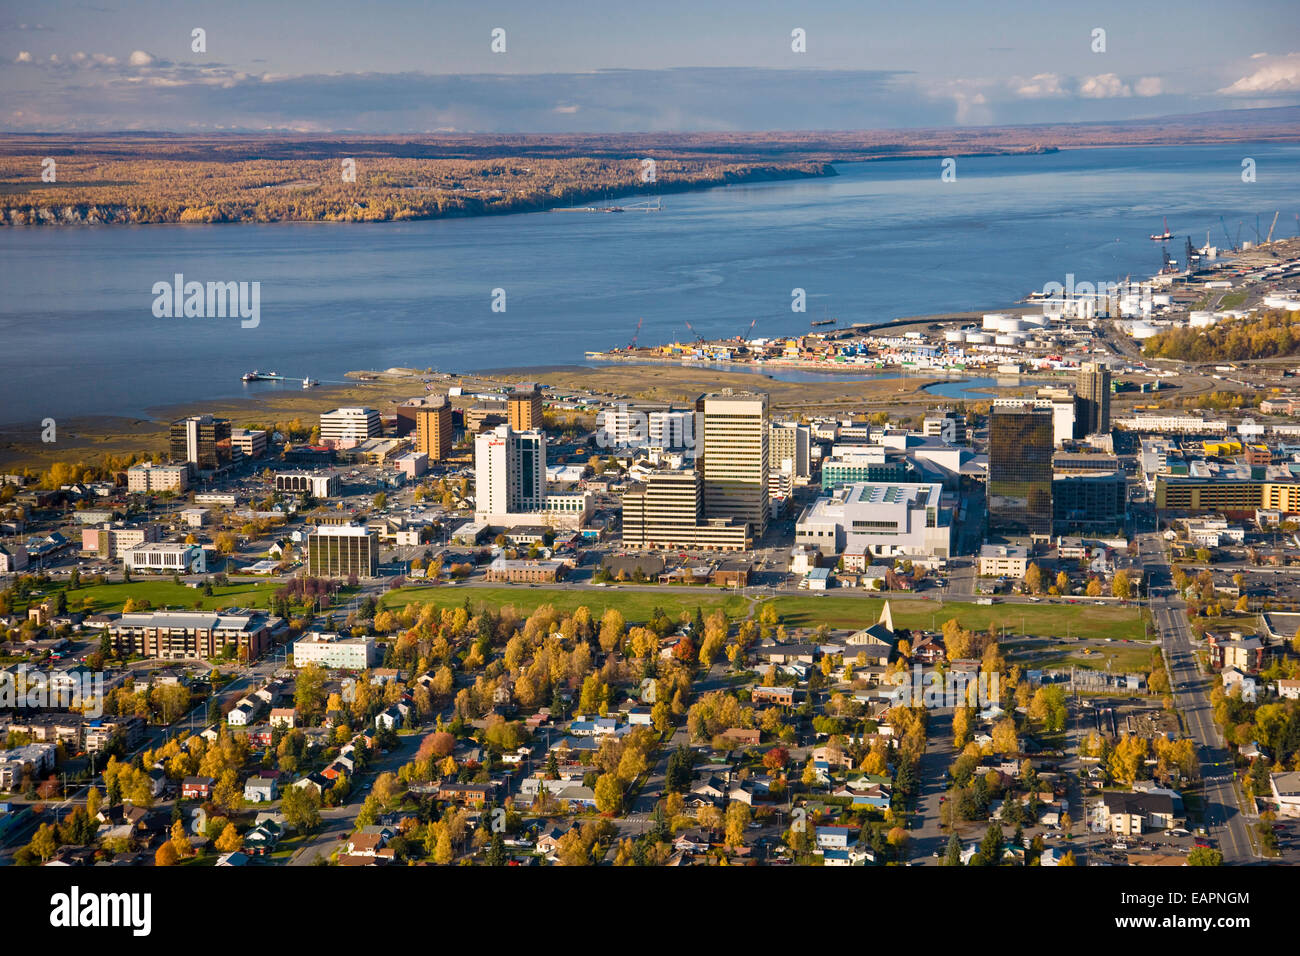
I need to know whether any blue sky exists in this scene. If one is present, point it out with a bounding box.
[2,0,1298,131]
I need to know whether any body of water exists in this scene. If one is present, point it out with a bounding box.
[1,143,1297,426]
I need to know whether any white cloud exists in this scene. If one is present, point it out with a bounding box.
[15,50,33,64]
[1080,73,1131,98]
[1012,73,1066,98]
[554,104,580,114]
[1219,52,1300,95]
[128,50,156,68]
[1134,76,1164,97]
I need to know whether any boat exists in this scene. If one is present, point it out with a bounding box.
[810,318,836,327]
[1150,217,1172,242]
[302,377,319,389]
[242,370,284,382]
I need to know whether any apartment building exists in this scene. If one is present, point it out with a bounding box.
[105,609,274,660]
[126,462,190,493]
[507,384,543,431]
[413,395,454,461]
[292,632,376,670]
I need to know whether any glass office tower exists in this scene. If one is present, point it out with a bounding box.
[988,406,1053,537]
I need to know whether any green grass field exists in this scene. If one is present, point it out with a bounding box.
[1003,638,1156,673]
[379,586,1147,640]
[764,595,1148,640]
[49,579,282,614]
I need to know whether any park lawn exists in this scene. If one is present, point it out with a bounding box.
[758,595,1148,641]
[1003,639,1156,673]
[378,587,1146,640]
[379,585,749,624]
[59,579,282,614]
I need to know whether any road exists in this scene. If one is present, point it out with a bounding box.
[1139,532,1254,863]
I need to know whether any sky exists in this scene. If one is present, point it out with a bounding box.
[2,0,1298,132]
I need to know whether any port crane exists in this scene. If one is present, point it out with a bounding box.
[1219,217,1234,250]
[628,316,644,349]
[684,321,705,343]
[738,318,757,341]
[1149,217,1172,241]
[1265,211,1280,245]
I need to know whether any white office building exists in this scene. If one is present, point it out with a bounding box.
[123,542,207,574]
[796,481,951,559]
[319,407,381,449]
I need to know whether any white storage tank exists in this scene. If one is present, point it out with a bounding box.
[1130,322,1158,340]
[1152,294,1172,307]
[944,329,966,343]
[965,332,992,345]
[1189,311,1215,328]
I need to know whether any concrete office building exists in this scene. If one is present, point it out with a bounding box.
[275,471,339,498]
[123,542,207,574]
[988,405,1054,538]
[81,522,162,560]
[292,632,376,670]
[319,408,381,449]
[507,384,543,431]
[414,395,454,461]
[305,524,378,578]
[170,415,233,471]
[696,390,769,539]
[795,481,951,559]
[1076,361,1112,435]
[621,470,751,551]
[231,428,268,459]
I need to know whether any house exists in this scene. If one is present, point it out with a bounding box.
[181,776,215,800]
[269,707,296,729]
[815,826,856,851]
[751,686,795,707]
[1096,790,1185,835]
[822,846,872,866]
[244,820,284,855]
[243,774,279,804]
[691,776,729,805]
[346,829,391,858]
[436,781,499,804]
[216,851,250,866]
[832,774,892,811]
[227,699,258,726]
[1276,679,1300,701]
[375,702,410,730]
[673,828,713,853]
[719,727,761,747]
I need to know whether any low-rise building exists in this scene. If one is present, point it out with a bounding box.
[978,544,1029,577]
[292,632,376,670]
